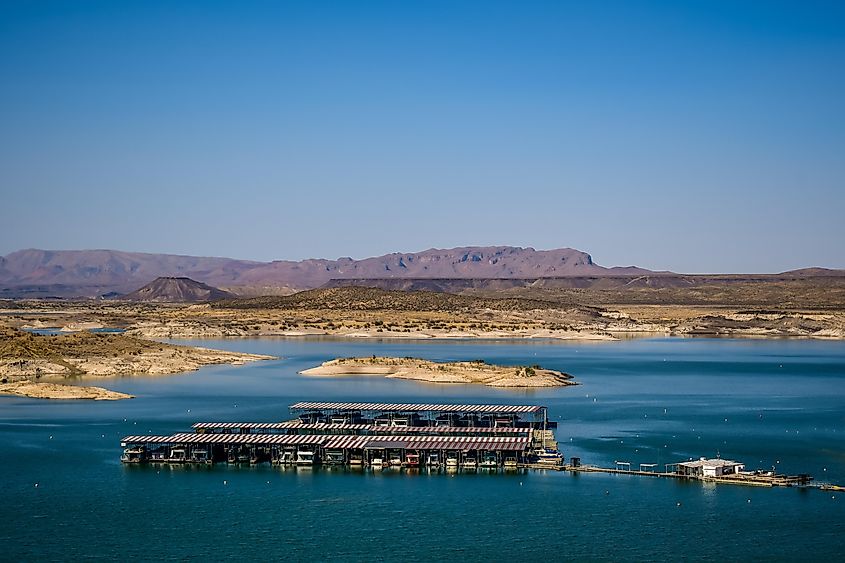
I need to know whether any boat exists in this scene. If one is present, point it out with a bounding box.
[462,455,478,470]
[820,484,845,492]
[479,453,498,469]
[426,452,441,467]
[191,448,211,464]
[533,448,564,466]
[532,409,563,466]
[168,447,187,463]
[371,456,386,468]
[503,456,519,469]
[406,453,420,468]
[120,446,146,464]
[295,447,317,465]
[388,453,403,467]
[445,452,459,468]
[324,449,346,465]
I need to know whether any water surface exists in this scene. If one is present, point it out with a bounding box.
[2,337,843,560]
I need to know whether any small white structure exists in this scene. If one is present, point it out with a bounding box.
[677,457,745,478]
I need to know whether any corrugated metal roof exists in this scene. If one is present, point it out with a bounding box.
[122,434,330,446]
[121,435,172,444]
[364,440,407,449]
[289,402,543,413]
[123,434,531,451]
[191,422,530,434]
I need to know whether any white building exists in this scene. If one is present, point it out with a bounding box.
[677,457,745,477]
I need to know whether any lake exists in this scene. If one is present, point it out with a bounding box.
[1,337,844,560]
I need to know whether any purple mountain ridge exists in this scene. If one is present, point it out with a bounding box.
[0,246,651,297]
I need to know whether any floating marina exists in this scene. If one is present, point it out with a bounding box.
[120,401,830,489]
[121,401,560,468]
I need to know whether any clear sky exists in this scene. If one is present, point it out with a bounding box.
[1,0,843,273]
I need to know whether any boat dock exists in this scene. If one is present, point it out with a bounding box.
[119,401,833,489]
[121,401,559,469]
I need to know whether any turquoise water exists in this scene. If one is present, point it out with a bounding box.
[2,337,844,560]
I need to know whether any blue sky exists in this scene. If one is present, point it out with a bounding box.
[1,0,843,272]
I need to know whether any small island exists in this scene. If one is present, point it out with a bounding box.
[0,326,275,400]
[300,356,577,388]
[0,381,133,400]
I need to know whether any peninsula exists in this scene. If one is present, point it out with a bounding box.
[301,356,577,387]
[0,326,275,400]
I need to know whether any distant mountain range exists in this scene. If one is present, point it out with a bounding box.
[0,247,840,300]
[0,246,651,298]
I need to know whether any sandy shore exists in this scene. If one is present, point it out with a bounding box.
[301,357,577,387]
[126,323,618,341]
[0,347,275,380]
[0,326,277,400]
[0,381,133,400]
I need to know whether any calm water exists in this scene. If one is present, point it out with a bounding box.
[1,337,844,561]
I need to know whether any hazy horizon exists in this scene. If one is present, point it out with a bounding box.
[1,244,840,275]
[2,1,843,273]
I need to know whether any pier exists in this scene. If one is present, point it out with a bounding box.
[520,461,816,488]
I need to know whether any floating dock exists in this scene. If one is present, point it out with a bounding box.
[121,402,558,468]
[521,462,815,488]
[120,401,829,489]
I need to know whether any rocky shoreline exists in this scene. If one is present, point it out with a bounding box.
[0,327,276,400]
[0,381,133,400]
[301,356,577,388]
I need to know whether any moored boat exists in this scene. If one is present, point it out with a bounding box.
[479,453,498,469]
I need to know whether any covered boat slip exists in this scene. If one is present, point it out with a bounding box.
[120,433,532,467]
[120,401,551,469]
[287,401,555,429]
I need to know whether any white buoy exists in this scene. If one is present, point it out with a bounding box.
[223,480,228,485]
[34,483,38,487]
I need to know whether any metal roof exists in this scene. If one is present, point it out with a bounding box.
[363,440,407,450]
[324,435,531,451]
[679,458,743,468]
[123,433,532,451]
[121,435,173,444]
[289,402,543,414]
[122,433,330,446]
[191,422,530,434]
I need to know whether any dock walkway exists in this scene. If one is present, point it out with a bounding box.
[519,463,818,488]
